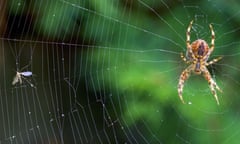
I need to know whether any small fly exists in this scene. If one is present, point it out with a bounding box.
[12,71,34,87]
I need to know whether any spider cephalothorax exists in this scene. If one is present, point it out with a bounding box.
[178,20,222,105]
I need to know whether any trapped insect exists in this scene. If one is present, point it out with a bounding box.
[12,71,33,87]
[178,20,222,105]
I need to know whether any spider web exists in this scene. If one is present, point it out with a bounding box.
[1,0,240,143]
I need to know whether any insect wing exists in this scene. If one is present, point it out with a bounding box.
[21,71,32,76]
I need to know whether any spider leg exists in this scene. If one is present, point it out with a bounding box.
[209,23,215,52]
[202,66,222,105]
[202,23,215,61]
[178,65,192,104]
[186,20,193,48]
[186,20,196,60]
[180,53,190,64]
[206,56,222,66]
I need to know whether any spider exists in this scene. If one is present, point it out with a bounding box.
[178,20,222,105]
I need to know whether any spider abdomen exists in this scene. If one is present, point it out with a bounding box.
[191,39,209,58]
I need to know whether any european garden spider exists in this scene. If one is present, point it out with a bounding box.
[178,20,222,105]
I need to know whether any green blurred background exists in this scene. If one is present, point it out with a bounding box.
[2,0,240,143]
